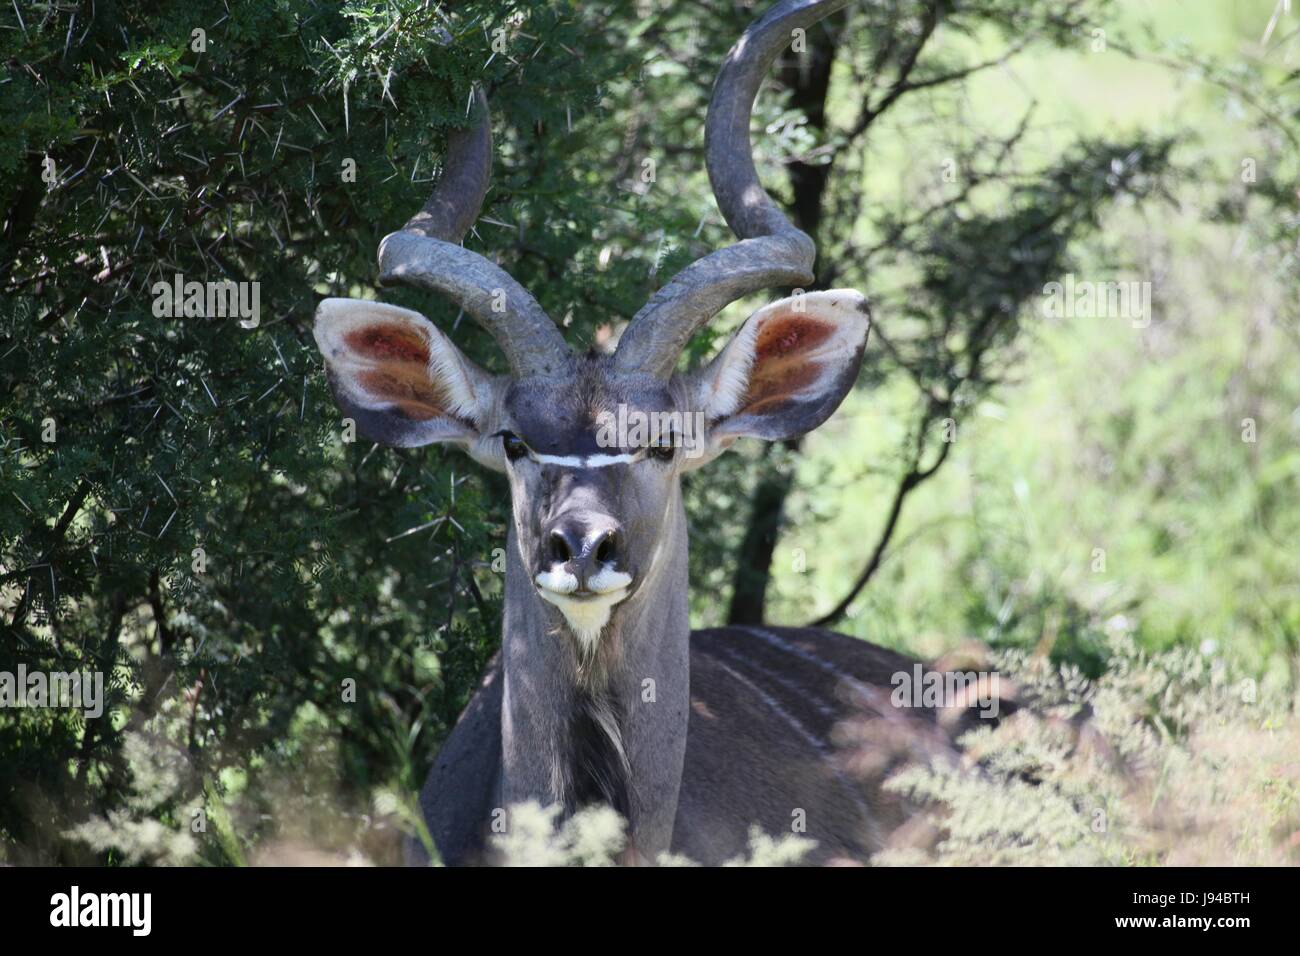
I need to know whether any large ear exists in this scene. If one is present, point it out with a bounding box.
[313,298,498,452]
[684,290,870,467]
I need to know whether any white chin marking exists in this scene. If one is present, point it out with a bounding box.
[537,592,617,653]
[534,567,633,654]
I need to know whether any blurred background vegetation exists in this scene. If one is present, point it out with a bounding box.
[1,0,1296,864]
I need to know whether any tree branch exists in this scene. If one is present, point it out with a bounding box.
[810,419,952,628]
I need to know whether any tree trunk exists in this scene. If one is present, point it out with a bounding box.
[725,21,838,626]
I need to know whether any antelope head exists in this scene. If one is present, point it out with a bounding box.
[313,0,867,665]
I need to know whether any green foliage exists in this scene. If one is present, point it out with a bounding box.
[0,0,644,863]
[877,639,1300,866]
[767,1,1298,684]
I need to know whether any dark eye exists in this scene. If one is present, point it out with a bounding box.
[648,434,676,463]
[498,431,529,462]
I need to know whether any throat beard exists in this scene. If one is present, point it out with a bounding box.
[556,607,633,824]
[539,600,633,822]
[566,684,632,822]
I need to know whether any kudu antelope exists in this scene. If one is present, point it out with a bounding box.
[313,0,954,864]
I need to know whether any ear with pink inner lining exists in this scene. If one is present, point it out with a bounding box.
[313,298,494,449]
[685,290,870,464]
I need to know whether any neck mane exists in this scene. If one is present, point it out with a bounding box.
[498,485,691,859]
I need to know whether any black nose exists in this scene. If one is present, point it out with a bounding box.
[545,518,621,589]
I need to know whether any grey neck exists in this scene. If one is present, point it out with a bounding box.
[498,485,691,860]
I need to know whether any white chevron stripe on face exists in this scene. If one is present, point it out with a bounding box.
[532,452,637,468]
